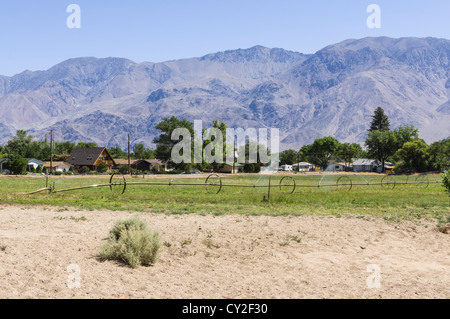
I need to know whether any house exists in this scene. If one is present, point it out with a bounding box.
[66,147,116,172]
[43,161,72,173]
[26,158,44,172]
[352,159,381,173]
[0,158,8,172]
[326,161,346,172]
[113,159,137,166]
[219,163,242,174]
[132,159,168,172]
[279,164,293,172]
[292,162,315,172]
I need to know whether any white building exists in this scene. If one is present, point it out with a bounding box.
[26,158,44,172]
[292,162,315,172]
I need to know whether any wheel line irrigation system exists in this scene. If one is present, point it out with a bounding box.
[24,173,443,201]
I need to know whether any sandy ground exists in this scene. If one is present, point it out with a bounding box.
[0,204,448,299]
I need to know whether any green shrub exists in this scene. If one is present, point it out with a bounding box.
[100,217,162,268]
[97,162,108,173]
[243,163,254,173]
[443,170,450,196]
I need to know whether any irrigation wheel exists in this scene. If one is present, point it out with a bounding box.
[336,176,353,192]
[415,174,430,189]
[109,173,127,195]
[279,176,296,194]
[381,174,396,190]
[205,174,222,194]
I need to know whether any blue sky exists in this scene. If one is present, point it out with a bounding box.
[0,0,449,76]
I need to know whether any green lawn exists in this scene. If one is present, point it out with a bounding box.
[0,173,448,225]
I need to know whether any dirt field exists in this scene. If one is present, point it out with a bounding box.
[0,205,448,299]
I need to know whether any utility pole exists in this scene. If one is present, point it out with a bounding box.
[128,134,131,176]
[233,137,236,174]
[49,129,54,174]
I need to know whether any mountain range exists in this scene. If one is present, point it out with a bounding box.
[0,36,449,151]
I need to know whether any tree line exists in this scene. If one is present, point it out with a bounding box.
[279,107,450,173]
[0,130,156,174]
[1,108,449,175]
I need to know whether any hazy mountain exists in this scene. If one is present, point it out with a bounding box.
[0,38,449,150]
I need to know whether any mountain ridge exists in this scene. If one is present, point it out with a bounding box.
[0,37,449,150]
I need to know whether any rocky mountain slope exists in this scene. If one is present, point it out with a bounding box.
[0,37,449,150]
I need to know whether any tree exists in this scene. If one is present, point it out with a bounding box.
[55,141,76,156]
[365,130,397,173]
[76,142,97,149]
[427,137,450,172]
[303,137,340,170]
[443,170,450,196]
[109,146,127,159]
[203,120,228,170]
[369,107,390,132]
[338,143,362,167]
[393,125,419,150]
[279,149,299,166]
[5,130,34,158]
[97,162,108,174]
[153,116,194,169]
[5,153,28,175]
[132,143,146,160]
[395,139,429,173]
[238,140,271,165]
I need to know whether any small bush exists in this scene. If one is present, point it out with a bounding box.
[443,170,450,196]
[97,162,108,174]
[100,217,162,268]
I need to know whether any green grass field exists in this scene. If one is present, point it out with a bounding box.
[0,173,448,225]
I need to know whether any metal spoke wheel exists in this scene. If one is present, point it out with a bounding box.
[205,174,222,194]
[336,176,352,192]
[279,176,296,194]
[381,174,396,190]
[415,175,429,189]
[109,173,127,195]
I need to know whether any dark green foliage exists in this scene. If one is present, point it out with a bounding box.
[365,130,397,173]
[443,170,450,196]
[279,149,299,165]
[4,153,28,175]
[301,136,340,169]
[369,107,390,132]
[96,162,108,173]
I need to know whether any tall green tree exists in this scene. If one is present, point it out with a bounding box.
[55,141,76,156]
[5,130,34,158]
[338,143,362,167]
[108,146,127,159]
[153,116,194,168]
[369,107,390,132]
[427,137,450,171]
[302,137,340,170]
[395,139,428,173]
[132,143,146,160]
[365,130,397,173]
[393,125,419,150]
[5,153,28,175]
[279,149,299,165]
[203,120,229,170]
[75,142,98,149]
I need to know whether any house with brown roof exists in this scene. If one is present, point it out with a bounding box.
[132,159,168,172]
[43,161,72,173]
[66,147,116,172]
